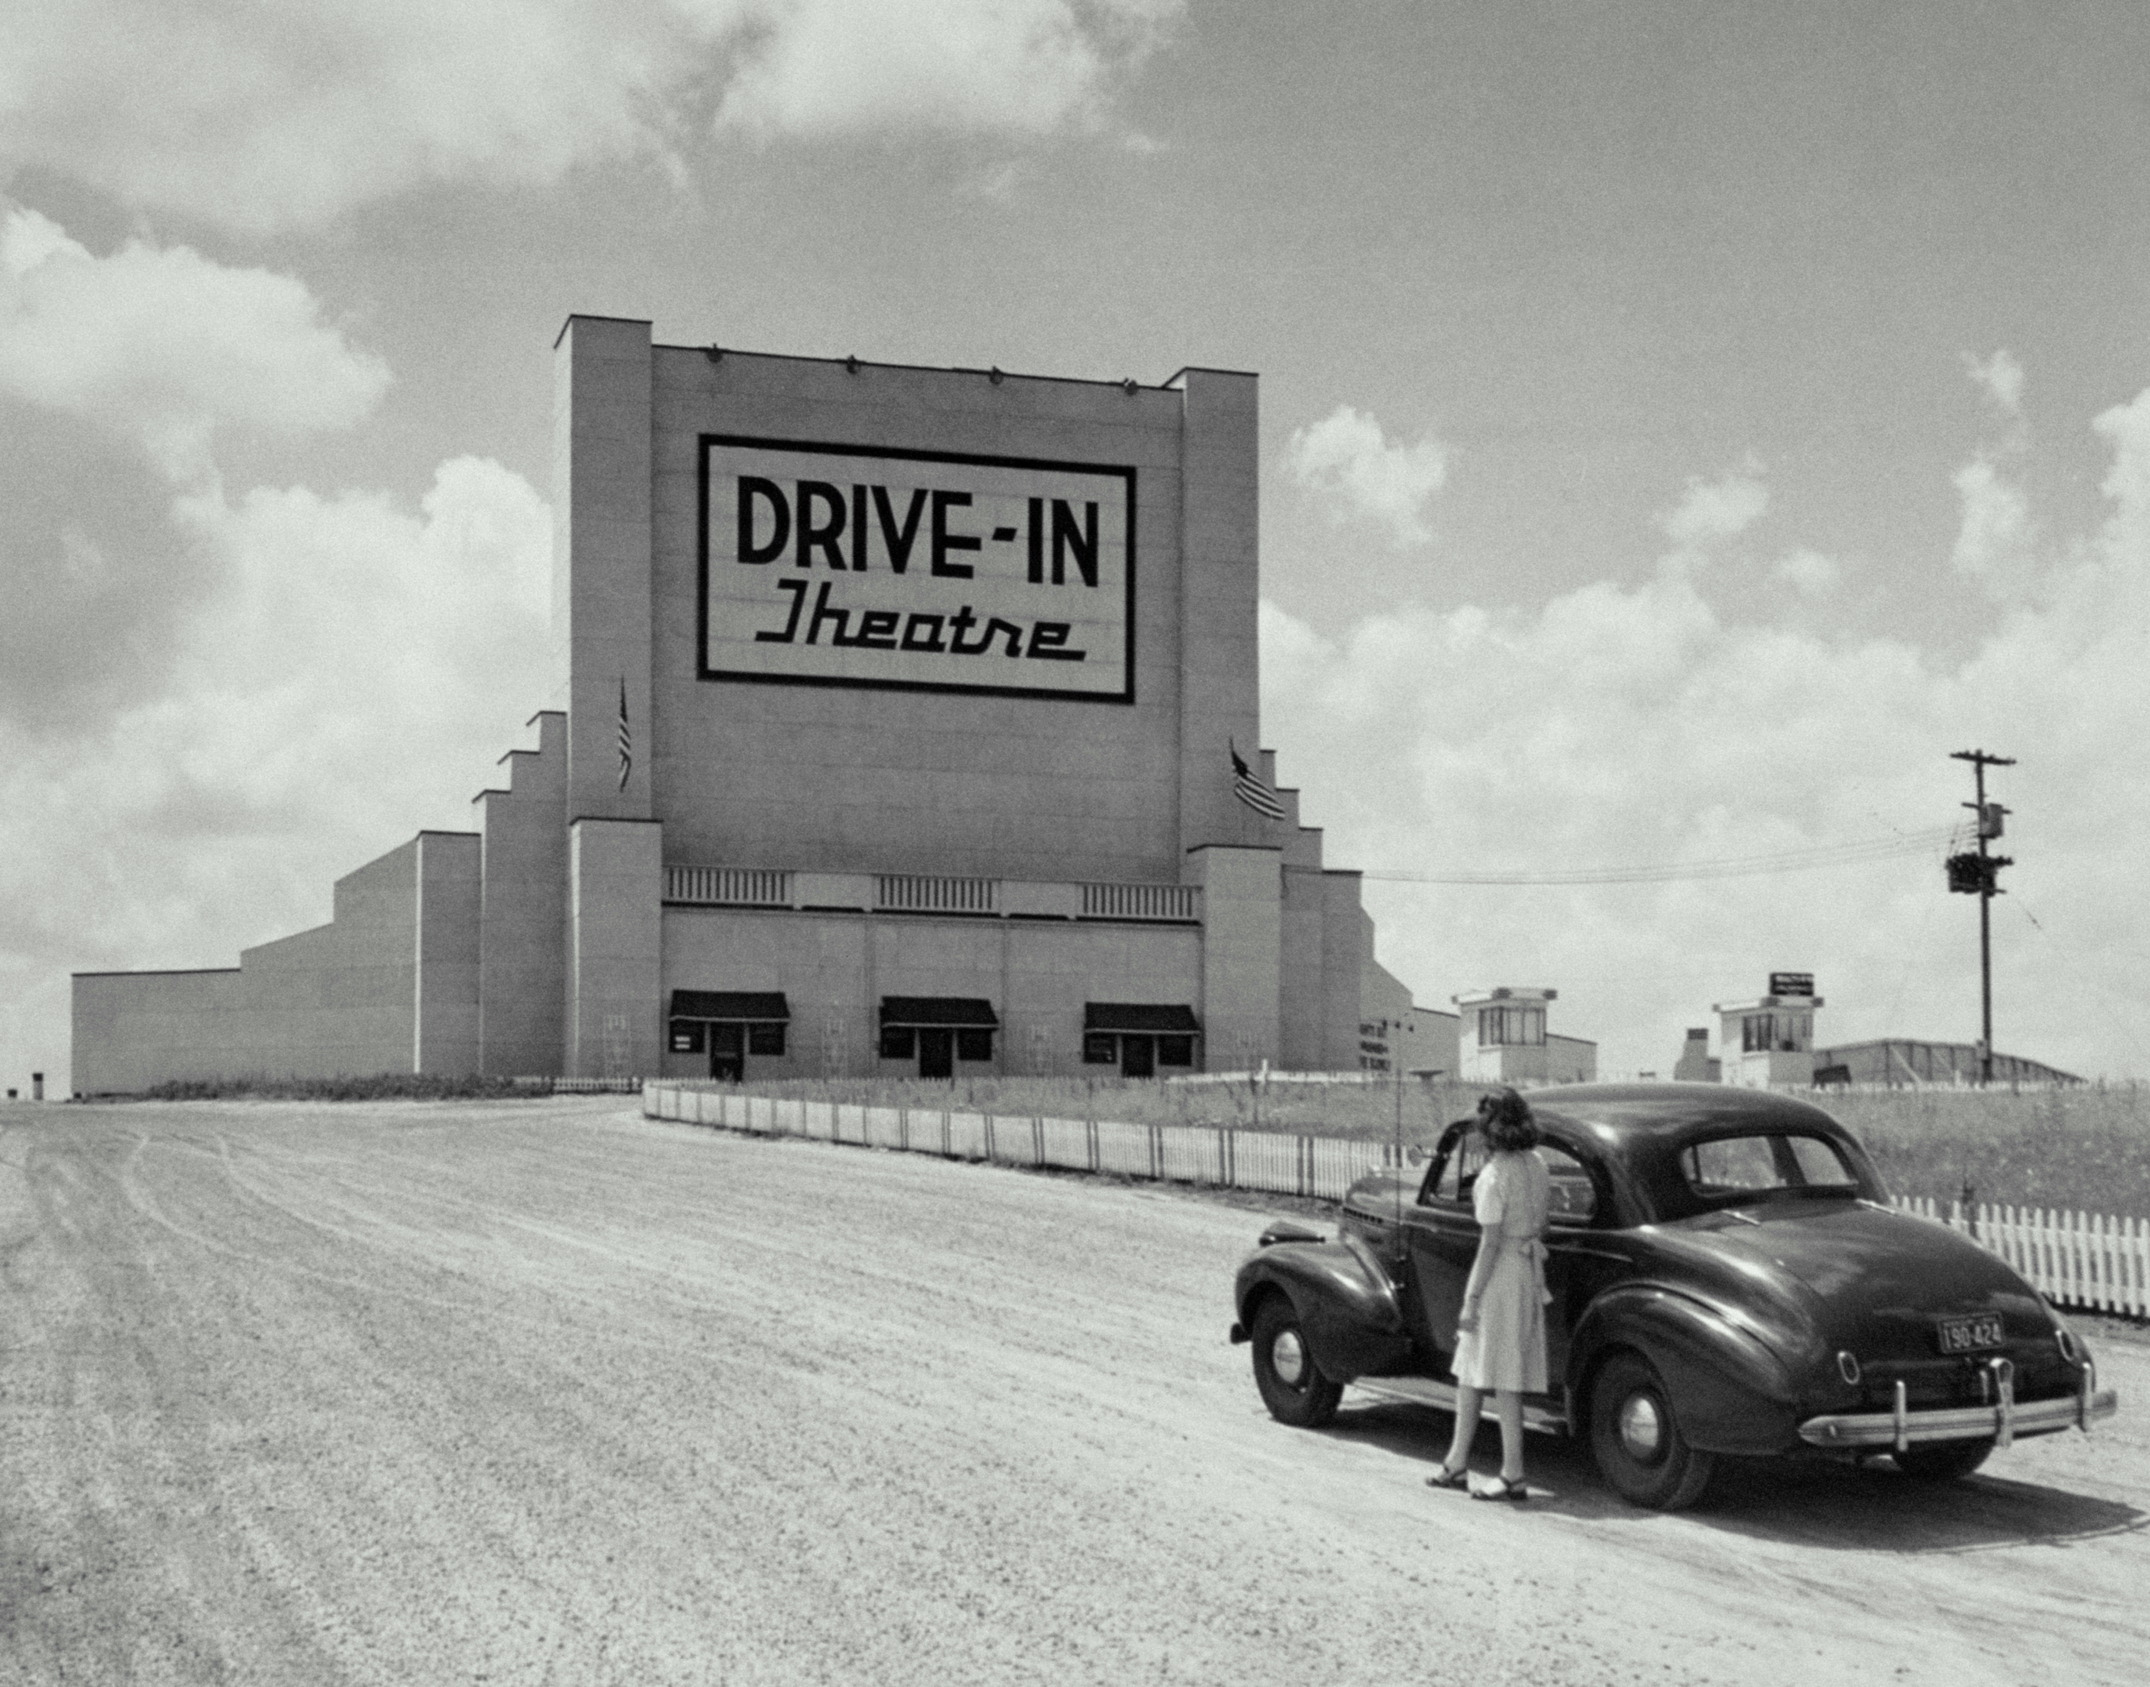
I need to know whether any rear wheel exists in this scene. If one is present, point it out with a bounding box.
[1589,1352,1716,1511]
[1250,1294,1342,1427]
[1893,1438,1993,1481]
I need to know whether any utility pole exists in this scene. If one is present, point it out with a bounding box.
[1946,750,2015,1085]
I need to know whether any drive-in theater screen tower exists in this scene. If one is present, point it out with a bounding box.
[73,319,1420,1091]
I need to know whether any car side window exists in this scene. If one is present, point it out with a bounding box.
[1420,1124,1486,1206]
[1681,1132,1858,1199]
[1538,1144,1598,1225]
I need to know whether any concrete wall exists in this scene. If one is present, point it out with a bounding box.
[588,327,1271,888]
[657,904,1205,1080]
[476,711,568,1075]
[567,818,664,1077]
[71,832,483,1091]
[71,969,245,1095]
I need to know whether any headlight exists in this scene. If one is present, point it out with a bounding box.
[1836,1350,1862,1385]
[2055,1323,2083,1364]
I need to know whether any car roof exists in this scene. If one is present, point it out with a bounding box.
[1523,1082,1855,1154]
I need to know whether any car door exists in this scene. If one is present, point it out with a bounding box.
[1404,1124,1484,1367]
[1408,1129,1601,1392]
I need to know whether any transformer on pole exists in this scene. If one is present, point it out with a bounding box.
[1946,749,2015,1085]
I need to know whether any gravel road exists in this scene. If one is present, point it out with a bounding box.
[4,1098,2146,1686]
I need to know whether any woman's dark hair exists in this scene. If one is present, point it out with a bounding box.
[1476,1086,1541,1153]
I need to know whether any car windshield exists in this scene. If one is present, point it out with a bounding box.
[1675,1131,1860,1206]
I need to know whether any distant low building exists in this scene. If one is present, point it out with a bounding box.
[1356,964,1461,1079]
[1813,1040,2080,1088]
[1672,1027,1720,1083]
[1712,983,1823,1090]
[1454,987,1597,1086]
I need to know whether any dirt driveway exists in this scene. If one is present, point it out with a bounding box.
[4,1099,2145,1686]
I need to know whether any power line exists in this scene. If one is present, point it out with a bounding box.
[1358,824,1964,887]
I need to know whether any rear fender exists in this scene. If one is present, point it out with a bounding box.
[1236,1234,1413,1383]
[1572,1286,1803,1456]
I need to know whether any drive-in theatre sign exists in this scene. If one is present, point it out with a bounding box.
[699,435,1136,702]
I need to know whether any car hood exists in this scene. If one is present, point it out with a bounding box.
[1672,1198,2051,1358]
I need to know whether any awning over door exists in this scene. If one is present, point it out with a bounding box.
[670,990,790,1021]
[879,996,999,1027]
[1083,1002,1200,1034]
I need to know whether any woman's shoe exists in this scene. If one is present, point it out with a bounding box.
[1470,1475,1528,1502]
[1423,1462,1469,1490]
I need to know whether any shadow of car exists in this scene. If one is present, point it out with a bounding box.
[1228,1082,2119,1510]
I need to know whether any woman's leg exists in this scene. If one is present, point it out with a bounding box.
[1494,1390,1526,1483]
[1443,1385,1485,1471]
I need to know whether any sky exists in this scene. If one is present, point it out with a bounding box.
[3,0,2147,1090]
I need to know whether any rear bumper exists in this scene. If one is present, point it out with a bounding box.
[1800,1380,2117,1450]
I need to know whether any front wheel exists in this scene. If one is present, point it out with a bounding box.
[1893,1438,1993,1482]
[1589,1352,1716,1511]
[1250,1294,1342,1427]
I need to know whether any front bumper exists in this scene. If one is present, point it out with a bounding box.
[1800,1365,2117,1451]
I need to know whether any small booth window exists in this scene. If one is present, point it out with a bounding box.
[880,1025,916,1060]
[670,1021,707,1054]
[1083,1032,1118,1065]
[747,1023,786,1056]
[956,1028,994,1062]
[1156,1035,1194,1067]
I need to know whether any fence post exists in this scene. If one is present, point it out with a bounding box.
[1034,1116,1045,1167]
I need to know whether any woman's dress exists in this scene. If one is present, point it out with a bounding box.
[1449,1149,1553,1393]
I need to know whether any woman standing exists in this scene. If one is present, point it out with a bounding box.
[1425,1087,1553,1501]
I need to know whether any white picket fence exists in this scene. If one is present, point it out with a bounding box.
[1894,1194,2150,1318]
[643,1083,2150,1318]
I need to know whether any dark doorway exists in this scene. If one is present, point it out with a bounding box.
[1120,1035,1155,1078]
[918,1027,955,1079]
[709,1022,744,1083]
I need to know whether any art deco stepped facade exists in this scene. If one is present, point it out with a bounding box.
[72,319,1427,1092]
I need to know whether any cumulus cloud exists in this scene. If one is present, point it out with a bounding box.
[1262,397,2150,1081]
[0,204,388,480]
[0,458,554,1082]
[1659,460,1769,552]
[0,0,1181,232]
[716,0,1176,137]
[1286,404,1448,547]
[1772,547,1842,596]
[0,207,551,1089]
[1965,348,2025,417]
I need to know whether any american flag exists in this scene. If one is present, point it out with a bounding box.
[1230,743,1285,821]
[617,678,632,792]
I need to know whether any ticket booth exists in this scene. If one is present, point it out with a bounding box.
[878,997,998,1078]
[668,991,790,1081]
[1081,1003,1200,1078]
[1713,975,1823,1090]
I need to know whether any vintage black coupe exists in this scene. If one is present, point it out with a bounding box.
[1229,1084,2117,1509]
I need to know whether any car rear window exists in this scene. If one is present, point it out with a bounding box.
[1678,1132,1859,1204]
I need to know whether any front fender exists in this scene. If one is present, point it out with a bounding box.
[1235,1234,1413,1384]
[1571,1285,1804,1456]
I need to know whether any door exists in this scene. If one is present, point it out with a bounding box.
[1120,1035,1155,1078]
[917,1027,954,1079]
[1406,1128,1486,1370]
[709,1022,744,1083]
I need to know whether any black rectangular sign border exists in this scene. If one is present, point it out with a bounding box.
[697,433,1137,705]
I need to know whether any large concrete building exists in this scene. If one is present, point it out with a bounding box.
[73,320,1429,1093]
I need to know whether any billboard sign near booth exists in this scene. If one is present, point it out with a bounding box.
[699,435,1136,702]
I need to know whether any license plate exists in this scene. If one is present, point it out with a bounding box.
[1937,1313,2005,1353]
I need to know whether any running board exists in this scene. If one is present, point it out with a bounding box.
[1349,1375,1572,1435]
